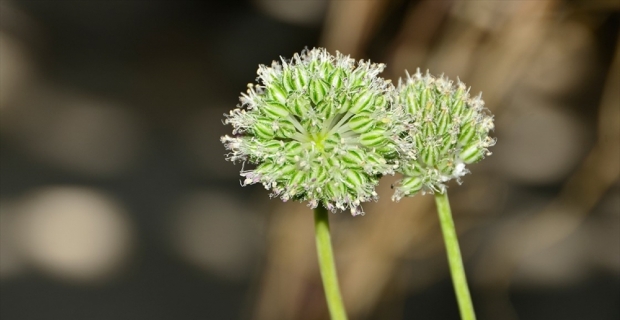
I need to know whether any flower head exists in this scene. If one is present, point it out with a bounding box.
[392,69,496,200]
[221,48,399,215]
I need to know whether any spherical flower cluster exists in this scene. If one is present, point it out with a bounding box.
[391,69,496,200]
[221,48,399,215]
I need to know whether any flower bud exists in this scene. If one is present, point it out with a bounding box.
[349,91,375,114]
[341,149,365,167]
[317,100,337,119]
[309,78,329,105]
[329,68,345,88]
[460,143,485,164]
[399,176,423,195]
[275,118,297,139]
[391,70,495,200]
[268,84,288,105]
[343,169,365,190]
[263,140,283,154]
[253,118,275,139]
[457,120,476,145]
[293,67,309,91]
[348,113,375,133]
[360,129,388,148]
[262,101,289,119]
[282,68,295,93]
[288,96,311,117]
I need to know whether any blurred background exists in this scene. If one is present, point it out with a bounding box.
[0,0,618,319]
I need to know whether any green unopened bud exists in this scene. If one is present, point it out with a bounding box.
[348,113,375,133]
[254,118,275,139]
[262,101,289,119]
[327,156,341,169]
[329,68,345,88]
[284,141,303,158]
[436,108,451,135]
[421,144,439,166]
[405,91,419,114]
[309,78,329,105]
[375,95,387,109]
[269,84,288,105]
[317,100,336,119]
[422,121,436,137]
[460,143,485,164]
[319,61,334,78]
[256,162,276,175]
[360,129,388,147]
[350,91,375,114]
[322,134,340,152]
[282,68,295,93]
[263,140,283,154]
[343,169,365,190]
[293,67,309,91]
[419,88,429,114]
[279,164,297,177]
[341,149,365,167]
[399,176,423,195]
[288,96,311,117]
[365,152,387,167]
[312,165,329,184]
[452,96,465,116]
[440,134,455,155]
[275,118,297,139]
[289,170,307,187]
[457,120,476,145]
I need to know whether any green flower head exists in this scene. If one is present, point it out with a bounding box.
[221,48,399,215]
[392,69,496,200]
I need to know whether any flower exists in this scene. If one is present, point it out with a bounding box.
[391,69,496,200]
[221,48,399,215]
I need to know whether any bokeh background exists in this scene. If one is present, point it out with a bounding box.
[1,0,619,319]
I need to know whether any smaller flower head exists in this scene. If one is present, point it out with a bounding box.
[392,69,496,200]
[221,48,399,215]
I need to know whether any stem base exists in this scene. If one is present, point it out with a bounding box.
[435,191,476,320]
[314,206,348,320]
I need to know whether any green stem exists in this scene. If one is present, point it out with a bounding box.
[434,191,476,320]
[314,206,348,320]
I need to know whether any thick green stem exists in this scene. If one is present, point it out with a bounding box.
[434,191,476,320]
[314,206,348,320]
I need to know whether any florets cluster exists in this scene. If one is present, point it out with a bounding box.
[221,48,399,215]
[222,48,495,214]
[391,69,496,200]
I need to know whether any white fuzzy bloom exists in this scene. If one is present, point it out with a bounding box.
[222,48,399,215]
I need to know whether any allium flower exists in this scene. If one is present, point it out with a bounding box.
[392,69,496,200]
[221,48,399,215]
